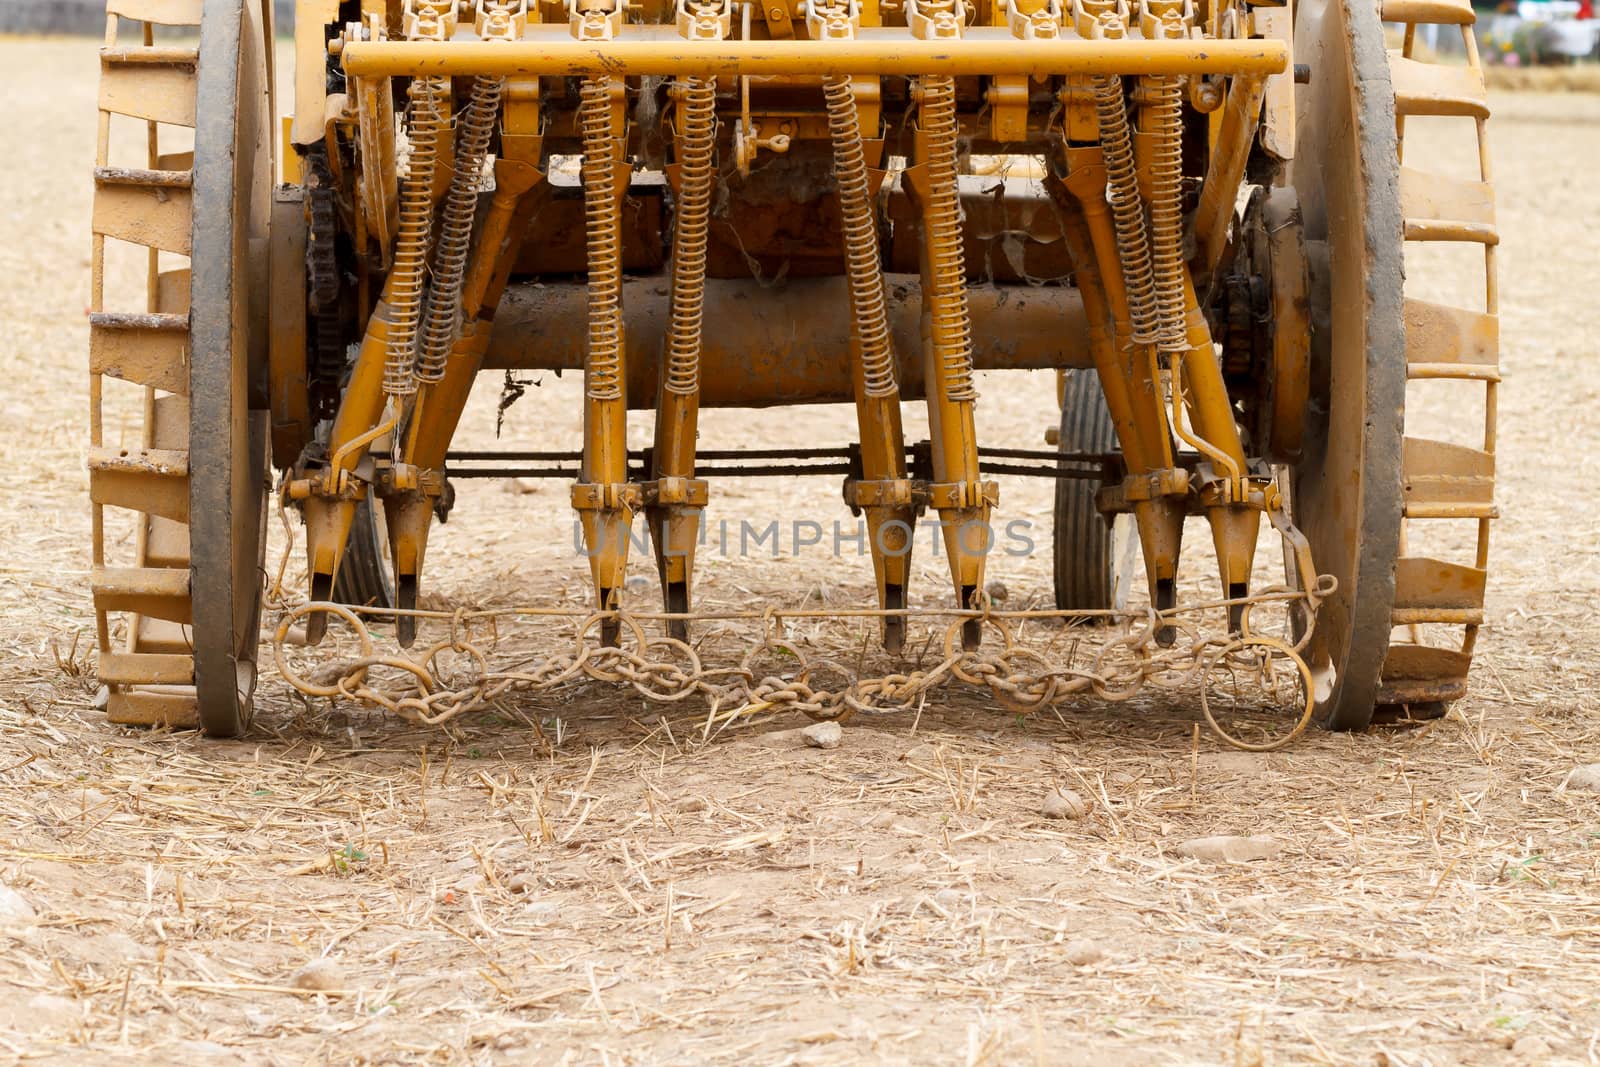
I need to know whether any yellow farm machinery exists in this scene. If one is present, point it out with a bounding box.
[87,0,1498,738]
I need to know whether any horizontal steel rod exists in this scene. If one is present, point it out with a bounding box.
[341,38,1288,79]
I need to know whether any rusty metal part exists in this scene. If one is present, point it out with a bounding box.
[268,186,312,468]
[1287,0,1407,728]
[1375,0,1498,710]
[1215,186,1309,463]
[269,572,1332,752]
[483,277,1092,399]
[87,0,275,735]
[305,156,345,422]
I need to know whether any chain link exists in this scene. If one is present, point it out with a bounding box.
[268,573,1334,750]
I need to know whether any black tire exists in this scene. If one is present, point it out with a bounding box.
[1053,370,1126,613]
[331,493,396,610]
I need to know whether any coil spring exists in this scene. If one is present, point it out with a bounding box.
[1146,75,1188,355]
[919,74,976,404]
[1094,75,1160,348]
[581,77,624,403]
[386,76,446,398]
[418,75,504,384]
[823,74,897,399]
[663,75,717,396]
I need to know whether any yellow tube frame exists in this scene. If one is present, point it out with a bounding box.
[340,36,1287,79]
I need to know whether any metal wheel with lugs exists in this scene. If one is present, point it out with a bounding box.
[88,0,274,736]
[1288,0,1498,730]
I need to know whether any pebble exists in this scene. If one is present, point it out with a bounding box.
[1041,788,1090,820]
[1063,939,1103,966]
[1175,835,1282,863]
[0,884,35,921]
[1510,1035,1552,1061]
[902,742,939,763]
[985,580,1009,604]
[289,959,346,994]
[801,721,842,750]
[1565,764,1600,792]
[505,872,536,894]
[865,811,896,829]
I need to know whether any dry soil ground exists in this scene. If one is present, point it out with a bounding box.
[3,36,1600,1067]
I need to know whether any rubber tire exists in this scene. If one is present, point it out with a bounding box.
[1053,370,1117,612]
[331,493,396,610]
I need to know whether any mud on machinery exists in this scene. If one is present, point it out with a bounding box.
[85,0,1499,739]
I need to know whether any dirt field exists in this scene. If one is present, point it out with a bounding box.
[4,36,1600,1066]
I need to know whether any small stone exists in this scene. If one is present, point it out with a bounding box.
[92,686,110,710]
[0,884,36,921]
[1565,764,1600,792]
[1063,939,1103,966]
[801,721,843,750]
[502,478,540,495]
[902,742,938,763]
[985,580,1009,604]
[505,872,536,894]
[865,811,896,829]
[1510,1035,1552,1061]
[1041,788,1090,820]
[1175,835,1282,863]
[289,959,346,994]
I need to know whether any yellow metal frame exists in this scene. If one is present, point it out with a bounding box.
[337,36,1287,78]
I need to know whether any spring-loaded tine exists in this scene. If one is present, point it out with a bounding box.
[574,71,640,648]
[361,73,508,649]
[646,10,720,642]
[899,1,995,648]
[808,0,917,655]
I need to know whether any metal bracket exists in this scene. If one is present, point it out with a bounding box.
[475,0,529,38]
[905,0,966,39]
[403,0,457,39]
[925,480,1000,510]
[641,477,710,507]
[570,0,624,40]
[677,0,733,38]
[572,482,645,510]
